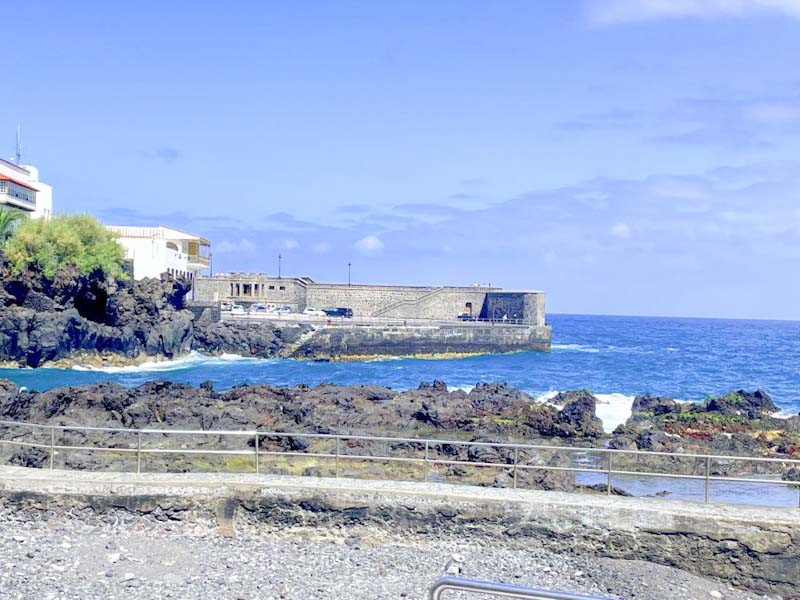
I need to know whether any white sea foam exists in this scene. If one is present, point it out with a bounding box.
[447,385,475,393]
[535,390,560,405]
[550,343,600,353]
[71,351,263,373]
[534,390,635,433]
[594,393,636,433]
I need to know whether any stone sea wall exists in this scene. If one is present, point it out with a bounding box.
[288,322,552,359]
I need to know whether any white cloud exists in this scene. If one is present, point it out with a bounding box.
[586,0,800,25]
[611,222,631,239]
[313,242,331,254]
[214,238,256,255]
[354,235,384,255]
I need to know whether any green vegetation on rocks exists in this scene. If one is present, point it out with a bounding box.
[4,214,126,279]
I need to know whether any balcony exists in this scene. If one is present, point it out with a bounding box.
[188,254,210,268]
[0,191,35,212]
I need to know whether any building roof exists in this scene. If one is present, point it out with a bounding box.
[0,174,37,191]
[0,158,31,176]
[106,224,210,246]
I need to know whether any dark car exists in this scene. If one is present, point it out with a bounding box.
[324,307,353,318]
[457,312,476,321]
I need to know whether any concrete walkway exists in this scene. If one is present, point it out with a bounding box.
[0,464,797,525]
[1,465,798,593]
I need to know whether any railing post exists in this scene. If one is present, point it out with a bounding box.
[704,456,711,502]
[335,437,340,478]
[513,447,519,489]
[254,432,260,474]
[49,428,55,470]
[136,431,142,474]
[607,452,613,495]
[424,441,429,482]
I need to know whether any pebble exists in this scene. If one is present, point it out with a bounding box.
[0,507,780,600]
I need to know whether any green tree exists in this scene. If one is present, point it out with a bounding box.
[0,207,25,246]
[4,214,127,279]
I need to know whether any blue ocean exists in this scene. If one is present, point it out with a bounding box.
[2,314,799,431]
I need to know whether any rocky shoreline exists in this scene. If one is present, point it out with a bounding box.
[0,266,314,367]
[1,378,798,486]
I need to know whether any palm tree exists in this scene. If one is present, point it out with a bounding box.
[0,207,24,247]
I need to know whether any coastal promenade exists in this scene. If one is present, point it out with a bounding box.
[0,465,797,596]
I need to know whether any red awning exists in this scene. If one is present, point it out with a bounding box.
[0,174,37,191]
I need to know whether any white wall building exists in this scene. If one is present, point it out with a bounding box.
[0,157,53,220]
[105,225,211,282]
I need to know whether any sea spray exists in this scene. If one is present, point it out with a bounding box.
[535,390,635,433]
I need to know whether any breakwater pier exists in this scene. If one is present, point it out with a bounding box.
[192,276,552,357]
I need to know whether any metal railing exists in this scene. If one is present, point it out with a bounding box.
[222,312,533,328]
[429,576,611,599]
[0,419,798,506]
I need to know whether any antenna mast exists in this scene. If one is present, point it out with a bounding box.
[15,125,21,164]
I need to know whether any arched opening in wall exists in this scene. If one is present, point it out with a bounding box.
[166,242,179,252]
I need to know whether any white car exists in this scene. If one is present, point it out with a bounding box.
[220,301,232,311]
[274,306,291,314]
[303,307,326,317]
[230,304,246,315]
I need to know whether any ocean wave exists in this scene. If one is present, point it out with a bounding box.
[550,343,601,353]
[534,390,635,433]
[71,351,265,374]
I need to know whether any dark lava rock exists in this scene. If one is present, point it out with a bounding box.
[704,390,777,419]
[10,446,48,468]
[783,467,800,482]
[0,264,303,366]
[0,380,606,473]
[631,395,681,417]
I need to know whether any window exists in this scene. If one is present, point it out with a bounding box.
[279,285,286,290]
[269,285,275,290]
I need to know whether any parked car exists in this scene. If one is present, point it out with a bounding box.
[274,306,291,314]
[303,307,326,317]
[249,303,270,314]
[220,301,232,311]
[230,304,246,315]
[323,307,353,318]
[457,312,476,321]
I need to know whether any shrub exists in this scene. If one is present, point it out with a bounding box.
[4,214,126,279]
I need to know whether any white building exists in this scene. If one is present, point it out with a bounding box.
[106,225,211,281]
[0,157,53,220]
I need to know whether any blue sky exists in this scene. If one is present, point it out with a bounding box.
[5,0,800,319]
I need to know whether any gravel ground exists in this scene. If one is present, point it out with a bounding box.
[0,509,778,600]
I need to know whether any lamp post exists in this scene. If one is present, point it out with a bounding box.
[348,262,351,287]
[278,254,282,279]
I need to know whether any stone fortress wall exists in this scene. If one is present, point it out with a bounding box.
[193,274,546,326]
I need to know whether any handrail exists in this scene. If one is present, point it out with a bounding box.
[371,287,447,317]
[429,576,611,599]
[0,418,798,505]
